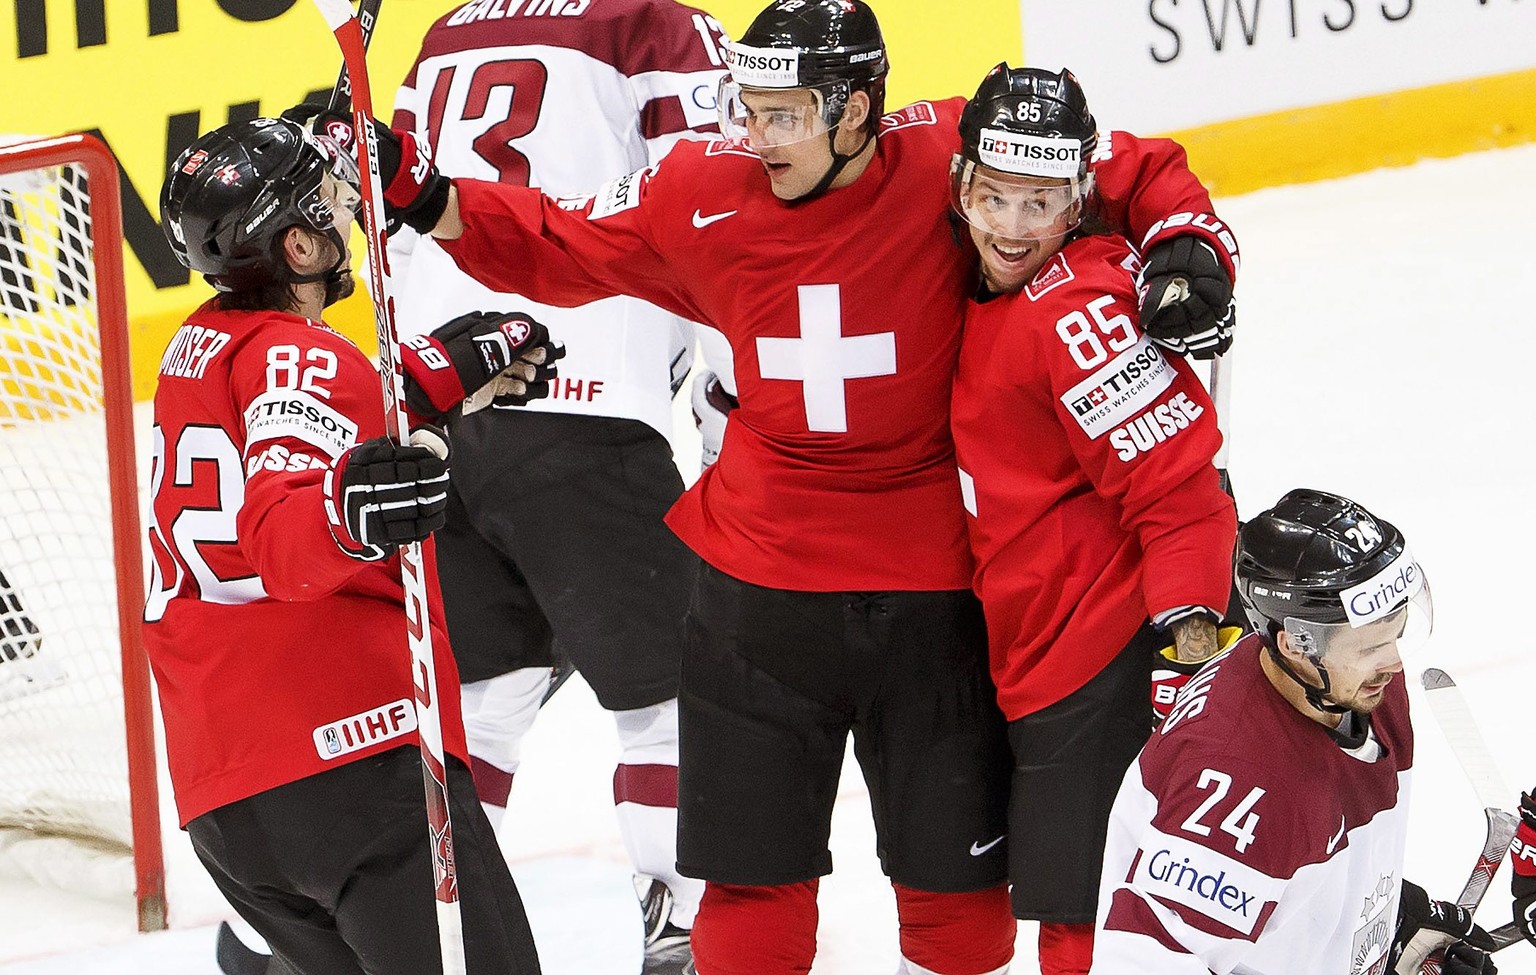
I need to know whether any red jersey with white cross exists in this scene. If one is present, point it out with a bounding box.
[952,234,1236,719]
[143,300,467,825]
[441,99,1237,591]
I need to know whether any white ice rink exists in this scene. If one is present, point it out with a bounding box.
[3,142,1535,973]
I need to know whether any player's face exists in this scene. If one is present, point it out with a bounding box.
[1287,612,1407,713]
[960,169,1082,294]
[737,88,842,200]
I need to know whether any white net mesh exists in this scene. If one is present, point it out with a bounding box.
[0,146,134,878]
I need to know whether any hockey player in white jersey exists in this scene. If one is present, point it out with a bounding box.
[1091,488,1497,975]
[386,3,728,972]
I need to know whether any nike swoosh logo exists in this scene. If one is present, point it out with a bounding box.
[692,208,737,228]
[970,835,1005,857]
[1326,816,1347,854]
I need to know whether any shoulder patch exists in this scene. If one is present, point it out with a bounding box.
[880,102,938,133]
[705,138,759,160]
[243,388,359,460]
[1059,337,1175,440]
[1026,253,1075,302]
[589,166,653,220]
[1128,826,1284,938]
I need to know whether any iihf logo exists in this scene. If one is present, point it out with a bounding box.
[324,727,341,755]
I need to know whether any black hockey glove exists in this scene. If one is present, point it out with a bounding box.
[1137,236,1235,359]
[1390,880,1497,975]
[281,103,451,235]
[323,429,450,562]
[400,311,564,420]
[1510,790,1536,945]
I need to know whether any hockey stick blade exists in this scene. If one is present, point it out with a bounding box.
[1487,921,1525,953]
[1418,669,1520,974]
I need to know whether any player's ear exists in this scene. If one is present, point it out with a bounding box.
[281,226,326,276]
[843,89,870,132]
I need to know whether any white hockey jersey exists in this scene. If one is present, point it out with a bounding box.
[1092,635,1413,975]
[389,0,730,437]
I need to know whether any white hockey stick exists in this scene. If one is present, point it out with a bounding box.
[1208,352,1233,496]
[306,3,466,973]
[1417,668,1521,974]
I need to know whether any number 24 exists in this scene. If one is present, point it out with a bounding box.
[1180,768,1264,853]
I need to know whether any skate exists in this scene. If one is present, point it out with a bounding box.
[638,877,695,975]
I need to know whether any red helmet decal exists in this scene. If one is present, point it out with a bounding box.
[181,149,209,175]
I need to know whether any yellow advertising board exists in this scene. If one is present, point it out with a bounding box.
[2,0,1021,398]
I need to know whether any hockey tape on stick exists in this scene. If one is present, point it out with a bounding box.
[307,3,467,973]
[1418,669,1520,975]
[326,0,382,112]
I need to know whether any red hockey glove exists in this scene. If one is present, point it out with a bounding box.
[1391,880,1498,975]
[1138,236,1235,359]
[282,103,450,234]
[1151,625,1241,725]
[1510,790,1536,946]
[400,311,564,420]
[323,429,450,562]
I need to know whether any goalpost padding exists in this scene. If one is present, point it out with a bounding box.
[0,134,164,932]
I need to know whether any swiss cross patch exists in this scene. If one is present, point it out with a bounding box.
[213,163,241,186]
[502,319,530,345]
[180,149,209,175]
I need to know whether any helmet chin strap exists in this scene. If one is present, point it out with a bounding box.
[284,226,353,307]
[788,101,876,205]
[1266,642,1353,715]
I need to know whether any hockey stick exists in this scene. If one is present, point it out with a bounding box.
[307,3,466,974]
[1486,922,1525,953]
[1208,352,1233,498]
[1418,668,1521,974]
[324,0,380,113]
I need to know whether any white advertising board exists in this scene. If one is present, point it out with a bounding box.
[1020,0,1536,134]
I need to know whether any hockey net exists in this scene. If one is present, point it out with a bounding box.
[0,134,164,931]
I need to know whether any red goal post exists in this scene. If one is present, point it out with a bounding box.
[0,133,164,932]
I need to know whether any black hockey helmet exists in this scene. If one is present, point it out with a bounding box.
[1236,488,1431,714]
[160,117,358,292]
[951,64,1097,241]
[957,63,1096,180]
[722,0,889,138]
[1236,488,1423,637]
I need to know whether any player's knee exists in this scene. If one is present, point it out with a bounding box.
[1037,922,1093,975]
[692,880,818,975]
[893,882,1015,975]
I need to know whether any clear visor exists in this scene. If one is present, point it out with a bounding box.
[313,132,360,191]
[717,78,839,148]
[950,157,1091,241]
[1282,574,1434,673]
[296,171,361,238]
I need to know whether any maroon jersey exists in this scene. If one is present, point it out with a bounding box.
[1094,637,1413,974]
[143,300,467,825]
[440,100,1237,591]
[952,235,1237,719]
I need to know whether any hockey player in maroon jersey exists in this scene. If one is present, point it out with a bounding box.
[328,1,1243,970]
[378,5,730,968]
[1092,489,1498,975]
[946,64,1239,975]
[148,117,557,975]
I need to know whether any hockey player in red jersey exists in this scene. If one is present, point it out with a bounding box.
[1093,489,1498,975]
[379,5,729,969]
[148,117,556,975]
[328,1,1243,970]
[947,64,1239,975]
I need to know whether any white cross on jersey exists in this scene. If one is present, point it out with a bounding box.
[755,284,897,433]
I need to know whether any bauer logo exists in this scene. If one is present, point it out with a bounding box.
[727,44,800,87]
[312,700,417,761]
[1133,829,1280,936]
[244,389,359,460]
[1340,549,1423,627]
[977,129,1082,178]
[1060,337,1175,440]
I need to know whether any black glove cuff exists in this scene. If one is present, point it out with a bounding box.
[398,172,451,235]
